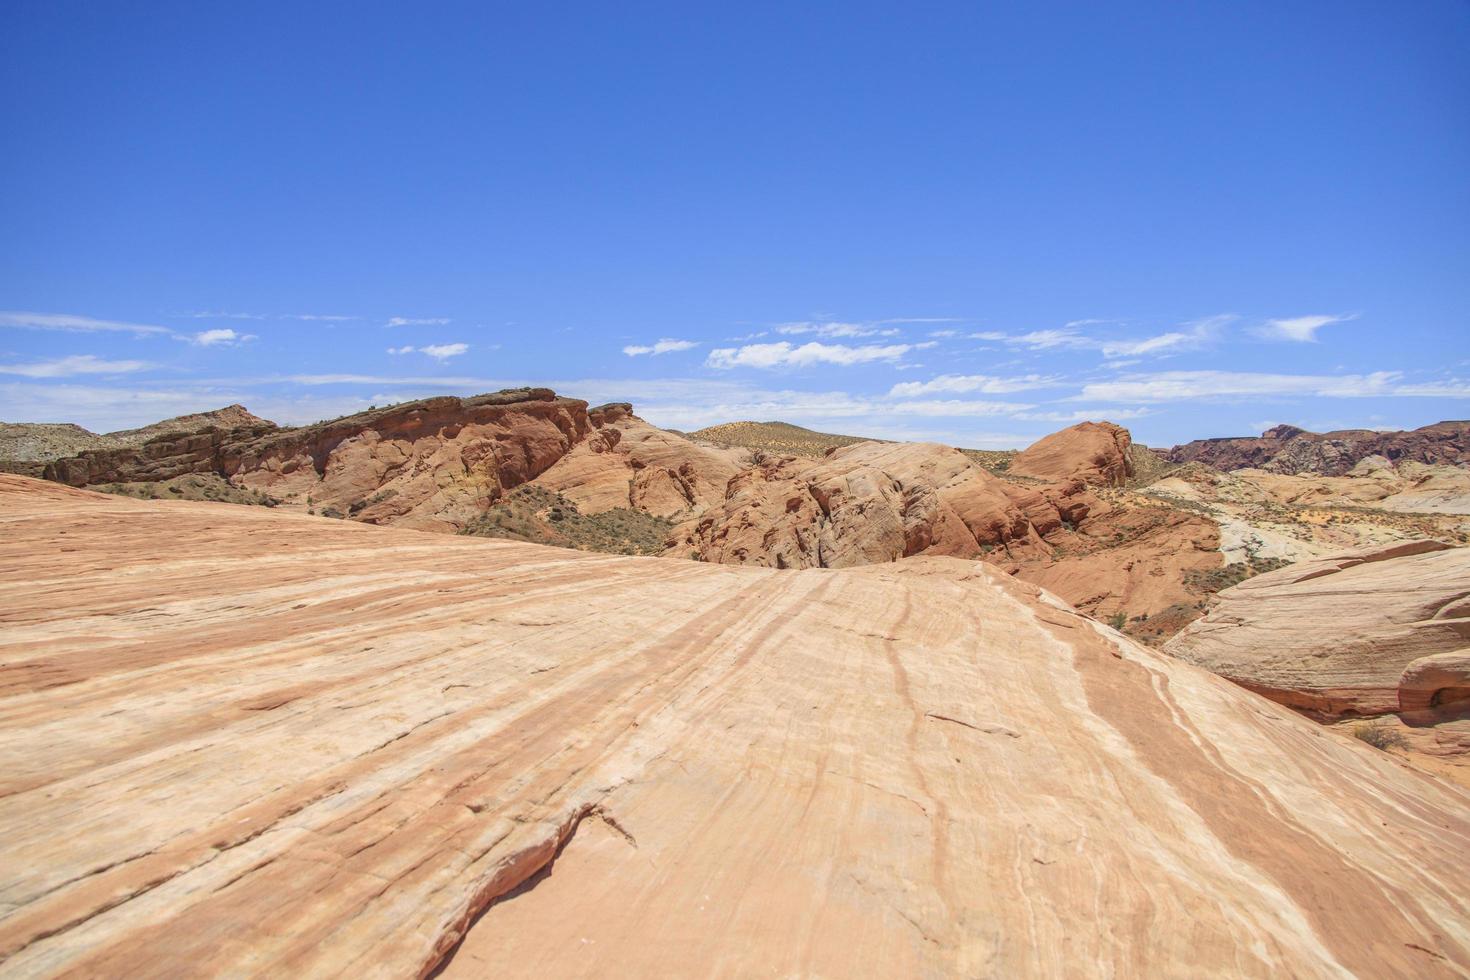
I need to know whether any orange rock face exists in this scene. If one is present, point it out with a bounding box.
[3,475,1470,976]
[666,441,1095,568]
[533,411,752,519]
[1010,420,1134,486]
[1164,540,1470,717]
[44,389,592,532]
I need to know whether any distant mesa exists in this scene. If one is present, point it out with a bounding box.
[1166,420,1470,475]
[0,404,273,471]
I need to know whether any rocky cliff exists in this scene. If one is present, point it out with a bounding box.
[1167,420,1470,475]
[3,475,1469,977]
[42,389,592,532]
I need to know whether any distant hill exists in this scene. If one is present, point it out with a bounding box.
[0,404,274,466]
[1167,420,1470,475]
[689,420,875,458]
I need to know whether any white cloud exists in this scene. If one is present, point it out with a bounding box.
[420,343,469,361]
[887,399,1035,417]
[1075,370,1415,402]
[184,311,358,321]
[888,373,1062,397]
[1017,407,1153,423]
[775,321,900,338]
[974,315,1230,359]
[383,344,469,361]
[927,329,959,338]
[1254,313,1355,343]
[190,328,255,347]
[387,317,452,327]
[0,354,152,378]
[622,338,699,356]
[0,311,172,336]
[706,341,930,370]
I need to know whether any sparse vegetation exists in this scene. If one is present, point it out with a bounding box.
[1108,611,1127,630]
[460,485,675,556]
[1352,720,1407,751]
[95,475,280,508]
[1184,557,1292,593]
[689,421,876,458]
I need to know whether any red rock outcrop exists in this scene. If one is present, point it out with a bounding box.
[42,389,592,532]
[668,440,1222,622]
[1009,420,1133,486]
[533,409,752,519]
[1167,420,1470,475]
[1164,540,1470,717]
[667,441,1096,568]
[3,475,1470,976]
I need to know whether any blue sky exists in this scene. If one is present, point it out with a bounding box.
[1,1,1466,448]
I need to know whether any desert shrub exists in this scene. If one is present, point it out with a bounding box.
[1351,721,1406,751]
[1108,611,1127,630]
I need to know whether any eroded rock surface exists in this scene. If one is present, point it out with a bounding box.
[1165,540,1470,717]
[42,389,590,532]
[4,474,1469,977]
[1010,420,1133,486]
[533,411,752,519]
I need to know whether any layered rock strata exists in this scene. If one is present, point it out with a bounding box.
[3,475,1469,976]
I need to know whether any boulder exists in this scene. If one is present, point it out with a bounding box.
[1010,421,1133,486]
[1164,540,1470,717]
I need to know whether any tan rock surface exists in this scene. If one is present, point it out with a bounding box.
[1010,420,1133,486]
[533,411,752,519]
[4,474,1470,977]
[1165,541,1470,717]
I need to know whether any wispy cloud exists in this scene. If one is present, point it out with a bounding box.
[973,315,1231,359]
[189,328,256,347]
[888,373,1063,397]
[184,311,359,321]
[969,328,1092,350]
[623,338,699,356]
[1252,313,1356,343]
[1016,407,1153,423]
[387,343,469,361]
[775,321,900,338]
[1072,369,1454,402]
[0,354,152,378]
[706,341,933,370]
[387,317,452,327]
[886,399,1035,417]
[0,311,172,336]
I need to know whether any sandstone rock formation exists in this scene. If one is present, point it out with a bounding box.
[669,440,1222,625]
[533,408,752,518]
[667,440,1097,568]
[1399,650,1470,713]
[1165,540,1470,717]
[1010,420,1133,486]
[0,404,273,472]
[42,389,592,532]
[3,475,1470,977]
[1167,420,1470,475]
